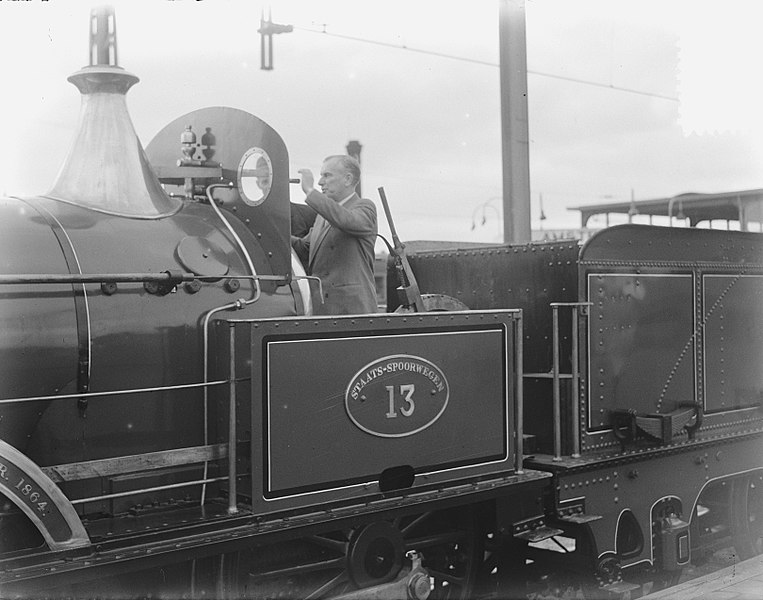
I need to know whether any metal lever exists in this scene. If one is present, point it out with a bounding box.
[378,187,425,312]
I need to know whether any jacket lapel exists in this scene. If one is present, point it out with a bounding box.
[309,215,329,267]
[308,194,358,268]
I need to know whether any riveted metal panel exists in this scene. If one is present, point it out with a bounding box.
[577,226,763,454]
[704,274,763,412]
[587,274,695,431]
[224,310,520,515]
[580,224,763,266]
[391,240,579,374]
[537,434,763,571]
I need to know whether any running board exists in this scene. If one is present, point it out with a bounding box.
[41,444,228,482]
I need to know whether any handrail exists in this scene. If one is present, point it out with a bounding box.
[0,273,289,285]
[3,376,241,509]
[70,477,229,505]
[227,322,239,515]
[515,313,524,474]
[0,380,230,405]
[549,302,592,460]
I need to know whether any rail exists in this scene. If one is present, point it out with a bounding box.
[2,376,242,514]
[515,313,524,474]
[0,272,323,306]
[525,302,591,460]
[551,302,590,460]
[0,380,227,405]
[0,272,288,285]
[226,322,238,514]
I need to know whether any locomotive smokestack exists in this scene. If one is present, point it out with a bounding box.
[47,6,181,218]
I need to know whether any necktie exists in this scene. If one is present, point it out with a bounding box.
[309,215,328,266]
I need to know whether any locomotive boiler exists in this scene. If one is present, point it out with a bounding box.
[1,6,762,600]
[0,6,307,520]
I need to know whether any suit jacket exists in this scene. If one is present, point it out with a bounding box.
[291,190,378,315]
[290,202,317,238]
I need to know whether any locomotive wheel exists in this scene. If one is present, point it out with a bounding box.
[243,506,483,599]
[0,496,45,553]
[731,472,763,560]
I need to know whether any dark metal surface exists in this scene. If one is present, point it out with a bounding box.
[528,432,763,574]
[703,274,763,413]
[579,225,763,453]
[586,272,695,430]
[146,107,292,278]
[0,197,79,453]
[391,240,580,374]
[0,469,552,595]
[580,223,763,266]
[213,310,522,515]
[391,239,579,456]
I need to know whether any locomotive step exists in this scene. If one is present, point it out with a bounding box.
[513,525,565,543]
[557,512,603,524]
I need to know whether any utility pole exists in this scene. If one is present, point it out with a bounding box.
[539,193,546,230]
[346,140,363,198]
[628,189,638,222]
[258,7,293,70]
[498,0,531,243]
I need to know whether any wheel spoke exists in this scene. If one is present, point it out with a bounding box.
[307,534,350,554]
[242,508,482,600]
[403,508,482,600]
[251,556,346,580]
[303,571,351,600]
[405,530,467,550]
[400,511,433,537]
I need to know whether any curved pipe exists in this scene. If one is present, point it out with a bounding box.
[206,183,262,302]
[200,184,262,505]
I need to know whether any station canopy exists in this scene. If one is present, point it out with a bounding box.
[570,188,763,231]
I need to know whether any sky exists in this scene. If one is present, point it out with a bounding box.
[0,0,761,244]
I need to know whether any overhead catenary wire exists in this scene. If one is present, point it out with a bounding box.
[294,25,679,103]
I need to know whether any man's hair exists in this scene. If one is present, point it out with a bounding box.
[324,155,361,187]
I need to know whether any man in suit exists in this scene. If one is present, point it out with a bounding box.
[290,202,317,239]
[291,155,378,315]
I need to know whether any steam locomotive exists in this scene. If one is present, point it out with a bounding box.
[1,7,761,600]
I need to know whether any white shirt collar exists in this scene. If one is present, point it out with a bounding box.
[338,192,355,206]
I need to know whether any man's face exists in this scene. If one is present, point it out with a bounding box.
[318,159,352,202]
